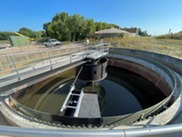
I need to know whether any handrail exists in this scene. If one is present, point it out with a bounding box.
[2,96,182,137]
[1,122,182,137]
[0,46,87,76]
[0,44,108,77]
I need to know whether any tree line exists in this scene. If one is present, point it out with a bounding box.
[0,28,45,40]
[43,12,120,41]
[0,12,149,41]
[156,31,182,40]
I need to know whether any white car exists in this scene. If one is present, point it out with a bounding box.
[44,39,62,47]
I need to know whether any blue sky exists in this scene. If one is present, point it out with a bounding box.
[0,0,182,35]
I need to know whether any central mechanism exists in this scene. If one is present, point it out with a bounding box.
[61,57,108,118]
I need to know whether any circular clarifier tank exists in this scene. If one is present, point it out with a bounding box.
[9,60,168,126]
[2,48,182,137]
[6,49,182,128]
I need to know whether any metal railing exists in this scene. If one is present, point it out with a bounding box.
[0,46,87,77]
[0,44,109,78]
[1,95,182,137]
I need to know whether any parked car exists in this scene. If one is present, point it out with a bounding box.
[44,39,62,47]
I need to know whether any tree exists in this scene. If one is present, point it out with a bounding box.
[52,12,69,23]
[138,28,149,36]
[18,27,46,40]
[33,31,44,38]
[43,12,120,41]
[95,22,103,31]
[84,19,95,38]
[19,27,34,37]
[43,22,51,36]
[0,32,15,40]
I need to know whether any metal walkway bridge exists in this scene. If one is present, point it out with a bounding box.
[0,46,108,96]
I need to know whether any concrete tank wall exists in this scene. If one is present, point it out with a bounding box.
[110,48,182,75]
[108,56,172,98]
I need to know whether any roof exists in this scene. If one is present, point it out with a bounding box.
[122,28,138,33]
[95,28,129,34]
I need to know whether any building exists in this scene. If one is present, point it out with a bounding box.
[95,28,137,39]
[122,28,138,37]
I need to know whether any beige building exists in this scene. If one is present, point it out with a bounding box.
[95,28,137,38]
